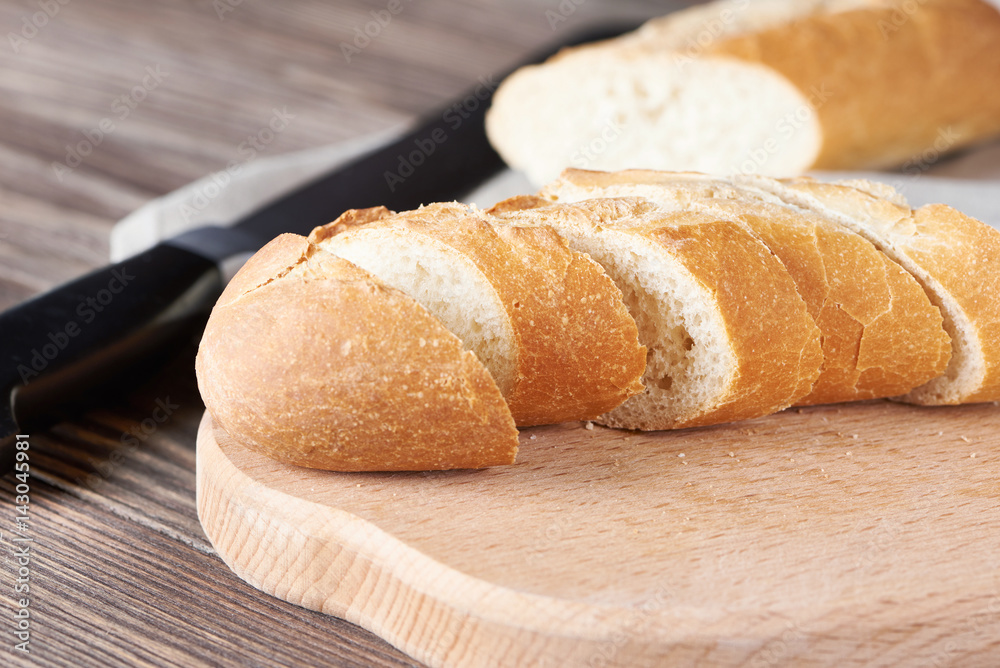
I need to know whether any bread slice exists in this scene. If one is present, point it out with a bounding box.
[311,203,647,427]
[487,196,823,430]
[738,175,1000,405]
[195,233,519,471]
[539,169,953,405]
[485,0,1000,184]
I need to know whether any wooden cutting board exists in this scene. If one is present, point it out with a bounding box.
[196,399,1000,667]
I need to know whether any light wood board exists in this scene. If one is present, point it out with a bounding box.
[0,0,675,664]
[196,400,1000,667]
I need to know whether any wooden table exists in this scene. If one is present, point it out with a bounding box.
[0,1,688,665]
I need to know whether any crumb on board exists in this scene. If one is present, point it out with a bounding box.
[529,434,537,440]
[584,421,594,430]
[678,453,685,458]
[971,453,978,459]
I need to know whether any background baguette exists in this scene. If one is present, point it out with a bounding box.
[486,0,1000,184]
[313,203,648,427]
[540,168,953,405]
[195,233,519,471]
[488,196,824,430]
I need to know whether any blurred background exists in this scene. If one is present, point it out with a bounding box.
[0,0,696,310]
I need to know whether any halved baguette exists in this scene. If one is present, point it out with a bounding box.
[539,169,953,405]
[487,197,824,430]
[486,0,1000,184]
[739,175,1000,404]
[311,202,648,427]
[195,233,519,471]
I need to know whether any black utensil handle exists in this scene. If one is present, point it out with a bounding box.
[235,21,642,239]
[0,21,645,474]
[0,241,228,469]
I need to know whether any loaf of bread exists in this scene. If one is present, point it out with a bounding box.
[309,202,648,427]
[195,233,519,471]
[487,195,824,430]
[486,0,1000,184]
[539,167,1000,405]
[538,169,954,405]
[196,170,999,471]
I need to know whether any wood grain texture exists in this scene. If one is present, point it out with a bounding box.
[0,0,679,308]
[0,469,419,668]
[0,0,679,665]
[199,400,1000,667]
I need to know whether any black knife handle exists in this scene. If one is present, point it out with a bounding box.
[0,22,645,474]
[235,21,643,239]
[0,237,241,471]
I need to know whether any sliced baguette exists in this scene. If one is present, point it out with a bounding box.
[739,175,1000,404]
[311,202,647,427]
[539,169,953,405]
[486,0,1000,184]
[195,233,519,471]
[487,197,824,430]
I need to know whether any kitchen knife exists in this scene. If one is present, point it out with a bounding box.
[0,23,640,473]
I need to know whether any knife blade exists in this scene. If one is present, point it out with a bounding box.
[0,22,640,473]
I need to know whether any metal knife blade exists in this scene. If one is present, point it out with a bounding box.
[0,22,640,473]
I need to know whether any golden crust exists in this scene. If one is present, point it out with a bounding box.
[489,0,1000,176]
[490,195,824,430]
[308,206,394,243]
[314,204,648,426]
[596,206,824,429]
[772,177,1000,404]
[906,204,1000,403]
[543,169,953,405]
[196,234,519,471]
[708,0,1000,170]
